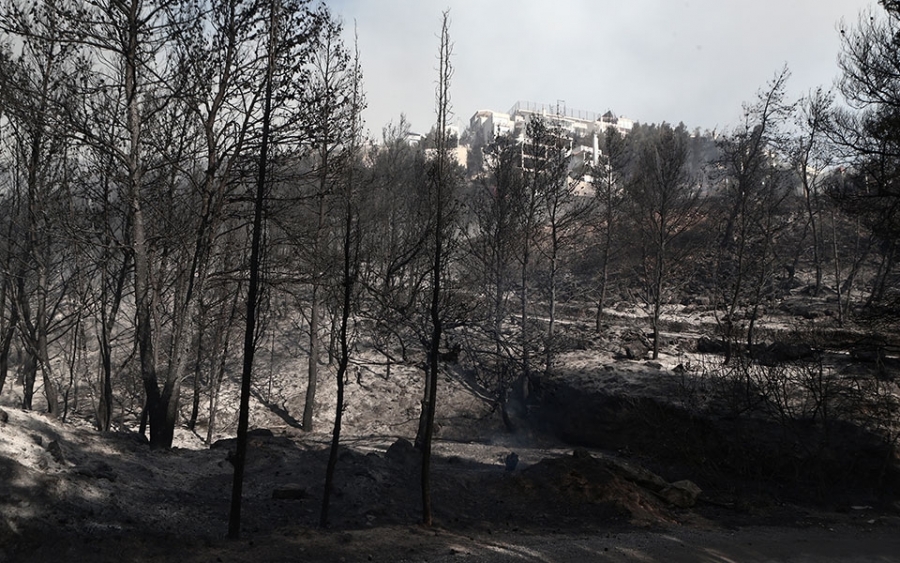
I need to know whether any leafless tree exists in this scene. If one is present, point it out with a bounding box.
[627,123,703,360]
[320,24,365,528]
[228,0,280,541]
[592,127,631,330]
[829,3,900,312]
[421,9,456,527]
[0,0,88,415]
[538,121,593,373]
[296,16,358,432]
[714,69,794,363]
[790,88,834,298]
[462,133,526,430]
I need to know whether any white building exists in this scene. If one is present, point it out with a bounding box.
[468,101,637,195]
[469,101,635,168]
[470,110,515,143]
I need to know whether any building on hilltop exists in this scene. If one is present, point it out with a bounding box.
[468,101,636,194]
[469,101,634,165]
[470,110,515,143]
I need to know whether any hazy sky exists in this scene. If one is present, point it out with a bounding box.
[327,0,875,138]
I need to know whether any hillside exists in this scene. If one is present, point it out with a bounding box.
[2,295,900,562]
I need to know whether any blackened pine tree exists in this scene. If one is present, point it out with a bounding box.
[714,69,795,363]
[831,2,900,313]
[592,127,631,331]
[320,24,365,529]
[0,0,89,416]
[627,123,703,360]
[420,9,456,527]
[464,133,526,431]
[228,0,280,541]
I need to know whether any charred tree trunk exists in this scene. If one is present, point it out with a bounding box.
[303,286,320,431]
[421,11,452,528]
[321,106,360,524]
[0,277,18,397]
[228,0,277,539]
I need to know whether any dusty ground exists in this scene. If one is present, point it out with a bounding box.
[3,408,899,563]
[2,299,900,562]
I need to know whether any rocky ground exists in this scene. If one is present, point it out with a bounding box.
[1,298,900,562]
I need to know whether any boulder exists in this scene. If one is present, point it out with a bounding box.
[46,440,65,464]
[658,479,702,508]
[600,456,668,493]
[753,341,817,366]
[505,452,519,472]
[697,336,726,354]
[385,438,417,464]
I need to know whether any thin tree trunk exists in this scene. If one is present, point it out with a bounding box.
[118,0,168,450]
[746,234,773,356]
[651,245,665,360]
[832,209,844,326]
[596,252,609,332]
[722,218,747,366]
[228,0,277,539]
[596,171,615,332]
[97,334,114,431]
[422,12,451,527]
[0,279,18,396]
[868,242,894,306]
[22,352,36,410]
[96,175,129,432]
[321,142,359,526]
[303,288,319,431]
[546,230,558,373]
[188,312,206,431]
[209,274,243,444]
[303,129,330,431]
[841,218,868,319]
[37,328,59,417]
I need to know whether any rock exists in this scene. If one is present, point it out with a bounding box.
[600,456,668,493]
[658,479,702,508]
[505,452,519,472]
[272,485,307,500]
[621,344,647,360]
[572,448,592,460]
[754,341,818,366]
[697,336,726,354]
[617,332,651,360]
[385,438,416,463]
[0,408,8,423]
[46,440,65,464]
[31,434,43,446]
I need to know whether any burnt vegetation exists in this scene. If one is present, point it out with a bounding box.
[1,0,900,559]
